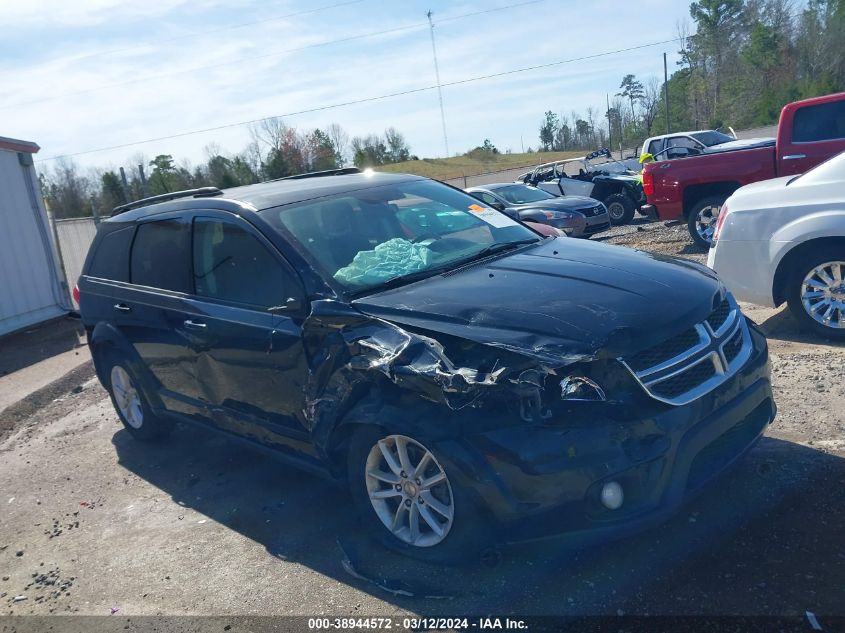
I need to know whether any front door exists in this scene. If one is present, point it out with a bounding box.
[185,214,312,455]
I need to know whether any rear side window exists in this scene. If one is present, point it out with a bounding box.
[647,140,662,155]
[792,101,845,143]
[130,220,190,292]
[192,218,293,308]
[87,226,133,282]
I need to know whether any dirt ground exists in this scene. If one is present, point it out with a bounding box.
[1,219,843,626]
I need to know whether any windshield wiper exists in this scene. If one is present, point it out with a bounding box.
[456,238,541,264]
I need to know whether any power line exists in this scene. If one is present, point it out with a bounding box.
[1,0,549,111]
[0,0,369,79]
[37,38,678,163]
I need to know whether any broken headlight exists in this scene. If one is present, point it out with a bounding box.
[560,376,607,402]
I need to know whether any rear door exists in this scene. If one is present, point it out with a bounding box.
[779,98,845,176]
[122,215,206,415]
[185,213,312,454]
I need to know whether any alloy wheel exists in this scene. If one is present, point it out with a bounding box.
[695,205,720,245]
[364,435,454,547]
[110,366,144,429]
[801,261,845,330]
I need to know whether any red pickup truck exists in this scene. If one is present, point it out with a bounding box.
[642,91,845,248]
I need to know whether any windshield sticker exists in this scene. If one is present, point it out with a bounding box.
[468,204,518,228]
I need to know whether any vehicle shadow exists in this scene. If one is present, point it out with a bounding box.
[0,315,86,376]
[112,426,845,616]
[757,307,845,348]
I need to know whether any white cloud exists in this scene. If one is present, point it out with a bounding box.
[2,0,690,169]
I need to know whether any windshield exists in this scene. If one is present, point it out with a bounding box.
[492,184,557,204]
[691,131,734,146]
[786,150,845,186]
[264,179,540,294]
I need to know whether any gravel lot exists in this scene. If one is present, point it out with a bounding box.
[1,220,843,624]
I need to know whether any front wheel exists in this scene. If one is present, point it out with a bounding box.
[603,193,635,225]
[786,249,845,340]
[687,196,726,250]
[347,426,489,563]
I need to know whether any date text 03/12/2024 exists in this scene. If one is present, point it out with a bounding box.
[307,617,528,630]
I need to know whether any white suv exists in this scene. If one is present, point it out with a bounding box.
[707,151,845,339]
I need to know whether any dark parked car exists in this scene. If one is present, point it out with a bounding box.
[466,183,610,238]
[77,169,775,562]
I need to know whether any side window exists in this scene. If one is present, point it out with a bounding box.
[130,220,190,292]
[647,140,662,156]
[87,225,133,282]
[792,101,845,143]
[475,191,500,206]
[192,218,295,309]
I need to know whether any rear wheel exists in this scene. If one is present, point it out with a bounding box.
[786,248,845,340]
[603,193,635,225]
[687,196,726,250]
[105,358,173,441]
[347,425,489,563]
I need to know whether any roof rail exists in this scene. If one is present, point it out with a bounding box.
[111,187,223,216]
[272,167,361,181]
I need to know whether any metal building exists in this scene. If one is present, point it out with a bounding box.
[0,136,71,337]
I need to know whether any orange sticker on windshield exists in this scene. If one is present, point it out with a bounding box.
[468,204,486,213]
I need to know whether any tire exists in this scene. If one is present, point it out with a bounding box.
[346,425,489,564]
[687,196,726,250]
[104,356,173,441]
[603,193,635,225]
[786,247,845,340]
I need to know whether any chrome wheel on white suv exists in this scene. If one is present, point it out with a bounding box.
[787,249,845,341]
[800,261,845,330]
[365,435,454,547]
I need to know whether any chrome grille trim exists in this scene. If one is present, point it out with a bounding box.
[619,295,753,406]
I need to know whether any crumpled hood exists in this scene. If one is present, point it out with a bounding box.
[352,239,724,366]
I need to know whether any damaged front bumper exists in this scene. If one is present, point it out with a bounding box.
[430,323,775,544]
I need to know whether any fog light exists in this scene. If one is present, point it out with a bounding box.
[600,481,624,510]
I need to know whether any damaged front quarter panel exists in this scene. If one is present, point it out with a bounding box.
[301,299,579,455]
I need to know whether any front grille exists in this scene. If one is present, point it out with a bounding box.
[620,294,752,406]
[707,298,731,332]
[626,327,702,372]
[651,359,717,399]
[722,327,743,364]
[582,205,605,217]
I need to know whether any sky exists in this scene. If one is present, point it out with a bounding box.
[0,0,693,172]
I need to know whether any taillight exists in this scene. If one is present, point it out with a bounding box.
[72,284,80,305]
[642,168,654,197]
[713,204,729,242]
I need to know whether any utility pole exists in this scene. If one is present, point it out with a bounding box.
[426,10,449,158]
[664,52,671,135]
[606,93,612,152]
[119,167,131,201]
[138,164,149,198]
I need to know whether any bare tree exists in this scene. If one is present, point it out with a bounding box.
[326,123,350,166]
[641,76,661,136]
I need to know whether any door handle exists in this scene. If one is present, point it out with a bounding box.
[183,319,207,329]
[113,303,131,312]
[782,154,807,161]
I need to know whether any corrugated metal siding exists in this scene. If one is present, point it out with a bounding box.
[55,217,97,296]
[0,149,66,336]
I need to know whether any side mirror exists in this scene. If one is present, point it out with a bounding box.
[503,208,519,220]
[269,296,302,314]
[490,201,505,211]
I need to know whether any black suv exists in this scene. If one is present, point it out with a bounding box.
[78,168,775,562]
